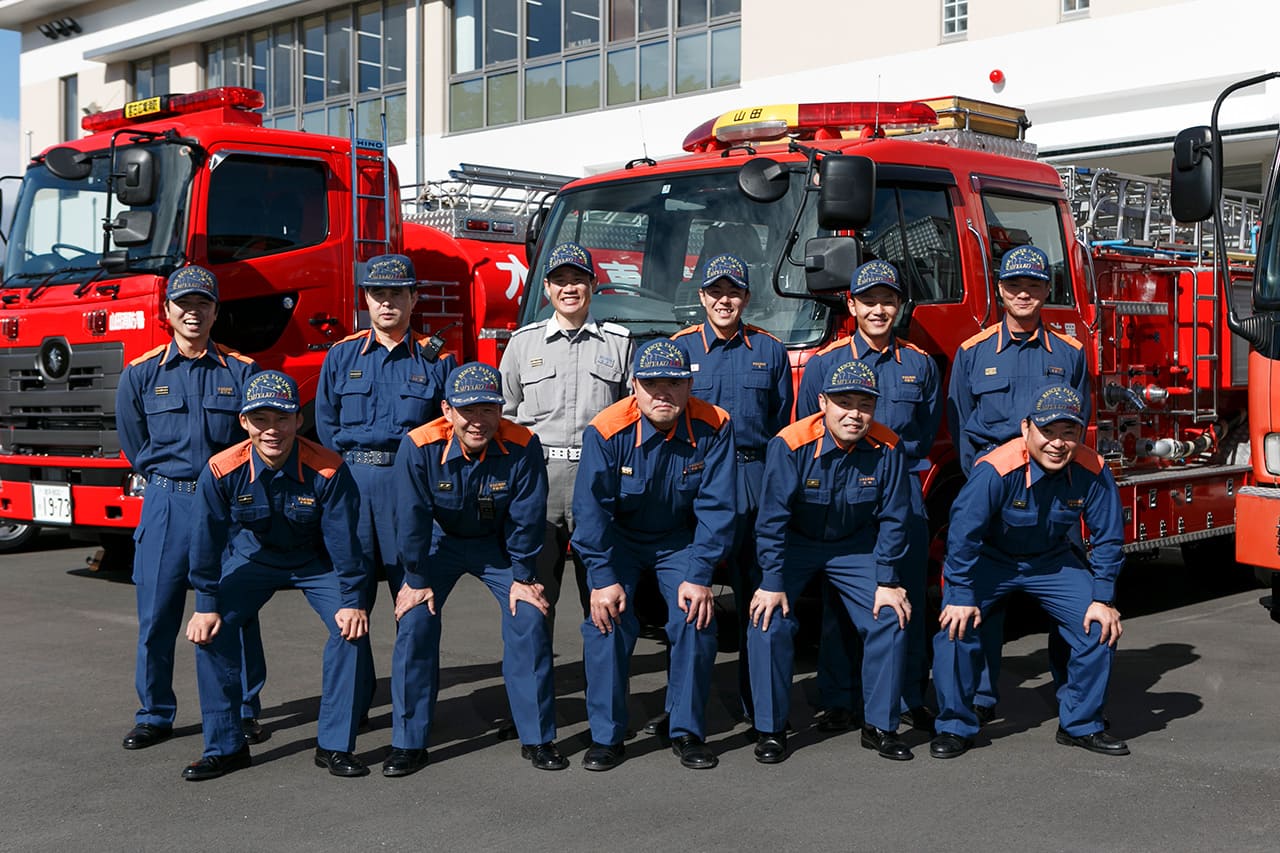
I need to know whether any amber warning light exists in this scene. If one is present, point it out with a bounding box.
[682,101,940,152]
[82,87,266,133]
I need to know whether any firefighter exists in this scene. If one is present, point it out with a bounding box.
[383,362,564,777]
[315,253,456,723]
[796,260,941,735]
[747,359,913,764]
[573,339,736,771]
[670,252,793,726]
[499,241,633,636]
[930,385,1128,759]
[182,371,372,780]
[947,245,1090,724]
[115,265,268,751]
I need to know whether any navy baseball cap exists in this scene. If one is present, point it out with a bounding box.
[849,259,902,297]
[633,339,692,379]
[822,359,880,398]
[701,253,749,290]
[361,254,418,288]
[1028,384,1086,428]
[999,246,1051,282]
[545,242,595,277]
[166,265,219,302]
[240,370,301,414]
[446,362,505,407]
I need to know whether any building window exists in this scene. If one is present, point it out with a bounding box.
[941,0,967,39]
[1062,0,1089,16]
[61,75,79,141]
[449,0,741,133]
[132,53,170,100]
[204,1,407,144]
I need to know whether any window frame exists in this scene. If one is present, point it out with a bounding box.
[941,0,967,41]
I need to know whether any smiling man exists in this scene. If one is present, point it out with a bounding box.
[571,339,736,771]
[929,385,1127,759]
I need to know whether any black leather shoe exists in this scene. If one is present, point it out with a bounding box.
[382,747,429,777]
[974,704,997,726]
[900,705,936,735]
[753,731,787,764]
[860,725,913,761]
[814,707,853,732]
[642,711,670,737]
[521,742,569,771]
[1055,727,1130,756]
[241,718,265,745]
[929,732,973,759]
[182,747,251,781]
[314,748,370,777]
[581,741,625,771]
[123,723,173,750]
[671,735,718,769]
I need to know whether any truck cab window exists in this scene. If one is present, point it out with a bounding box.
[981,192,1073,306]
[861,185,962,303]
[206,156,328,263]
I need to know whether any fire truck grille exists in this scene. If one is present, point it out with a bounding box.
[0,342,124,457]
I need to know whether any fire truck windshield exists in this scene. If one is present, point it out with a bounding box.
[1255,174,1280,311]
[3,144,193,288]
[521,167,829,346]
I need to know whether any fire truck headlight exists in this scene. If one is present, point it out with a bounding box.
[125,473,147,497]
[1264,434,1280,476]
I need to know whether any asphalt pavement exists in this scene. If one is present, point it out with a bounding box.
[2,533,1279,852]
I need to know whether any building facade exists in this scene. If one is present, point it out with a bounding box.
[2,0,1277,187]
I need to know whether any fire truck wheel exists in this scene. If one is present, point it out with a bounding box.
[0,521,37,552]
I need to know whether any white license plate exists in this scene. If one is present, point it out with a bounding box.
[32,482,72,525]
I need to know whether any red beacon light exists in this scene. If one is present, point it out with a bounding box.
[81,87,266,133]
[682,101,939,152]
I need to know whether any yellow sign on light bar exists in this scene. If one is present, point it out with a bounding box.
[123,96,165,120]
[714,105,799,144]
[682,101,940,152]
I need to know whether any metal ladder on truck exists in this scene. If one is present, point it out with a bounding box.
[1057,165,1263,424]
[401,162,572,243]
[349,112,393,332]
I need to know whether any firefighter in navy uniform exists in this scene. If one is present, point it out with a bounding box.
[183,370,372,780]
[929,385,1128,759]
[670,252,792,725]
[572,339,736,772]
[315,253,456,722]
[747,359,913,764]
[947,245,1090,724]
[796,260,942,734]
[382,362,563,778]
[115,265,268,751]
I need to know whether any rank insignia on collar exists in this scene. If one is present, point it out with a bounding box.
[1012,499,1027,508]
[154,386,169,395]
[349,370,363,379]
[236,494,254,504]
[805,478,822,488]
[218,386,234,395]
[437,482,454,491]
[620,466,633,476]
[984,367,998,376]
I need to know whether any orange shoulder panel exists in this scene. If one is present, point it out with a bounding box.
[409,417,452,448]
[208,440,252,479]
[959,325,1001,352]
[1048,329,1084,351]
[900,340,930,357]
[128,344,167,367]
[778,414,825,452]
[670,325,702,340]
[213,343,256,365]
[590,397,642,440]
[497,419,535,447]
[867,421,899,449]
[814,336,853,357]
[688,397,730,430]
[1072,445,1106,475]
[976,438,1028,475]
[335,330,368,345]
[744,324,781,343]
[298,437,342,478]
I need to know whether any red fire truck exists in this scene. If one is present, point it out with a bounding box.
[518,96,1256,583]
[1171,72,1280,618]
[0,86,561,553]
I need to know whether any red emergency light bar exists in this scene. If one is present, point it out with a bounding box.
[82,87,266,133]
[682,100,940,152]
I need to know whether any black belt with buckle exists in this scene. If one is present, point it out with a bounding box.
[149,473,199,494]
[735,448,763,463]
[343,449,396,466]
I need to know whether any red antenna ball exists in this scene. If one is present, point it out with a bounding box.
[989,69,1005,85]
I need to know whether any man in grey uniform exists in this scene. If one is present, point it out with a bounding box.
[499,241,633,632]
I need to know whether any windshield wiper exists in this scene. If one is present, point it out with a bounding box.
[25,265,106,301]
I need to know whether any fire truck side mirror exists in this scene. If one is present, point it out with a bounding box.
[44,146,92,181]
[738,157,789,203]
[114,148,157,207]
[817,155,875,231]
[525,206,546,265]
[110,210,154,247]
[1170,126,1216,223]
[804,236,860,296]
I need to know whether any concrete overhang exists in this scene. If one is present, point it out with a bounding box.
[0,0,83,29]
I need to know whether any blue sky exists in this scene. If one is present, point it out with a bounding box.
[0,30,16,173]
